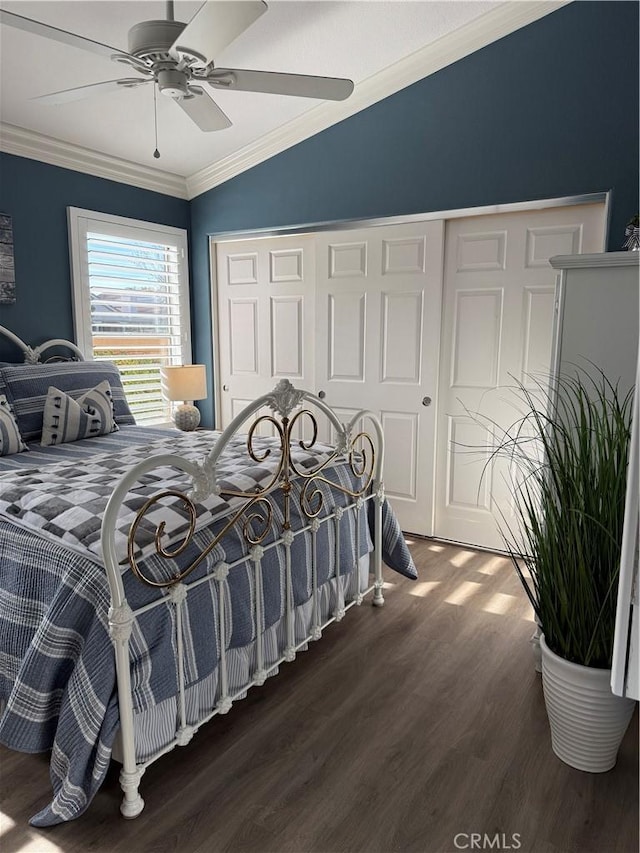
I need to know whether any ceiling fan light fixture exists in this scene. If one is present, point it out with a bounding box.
[157,69,189,99]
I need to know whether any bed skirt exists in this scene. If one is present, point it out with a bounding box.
[112,553,371,765]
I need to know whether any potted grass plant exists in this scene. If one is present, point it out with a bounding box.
[494,368,636,772]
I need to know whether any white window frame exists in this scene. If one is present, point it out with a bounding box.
[68,207,191,425]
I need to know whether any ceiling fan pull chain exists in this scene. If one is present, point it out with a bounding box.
[153,85,160,159]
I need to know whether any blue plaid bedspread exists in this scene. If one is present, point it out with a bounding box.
[0,428,415,826]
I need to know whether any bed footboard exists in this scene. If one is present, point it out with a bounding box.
[100,380,386,819]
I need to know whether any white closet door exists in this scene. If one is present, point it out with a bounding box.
[434,202,607,550]
[315,221,445,536]
[214,234,315,432]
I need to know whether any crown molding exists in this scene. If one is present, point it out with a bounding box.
[0,1,570,201]
[186,0,571,199]
[0,123,188,199]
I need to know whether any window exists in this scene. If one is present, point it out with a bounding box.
[69,208,190,425]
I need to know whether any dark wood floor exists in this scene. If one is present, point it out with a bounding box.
[1,540,638,853]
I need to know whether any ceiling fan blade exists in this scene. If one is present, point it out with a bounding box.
[206,68,354,101]
[0,9,126,61]
[171,1,267,66]
[33,79,152,106]
[175,91,232,132]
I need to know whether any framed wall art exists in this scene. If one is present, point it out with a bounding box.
[0,214,16,304]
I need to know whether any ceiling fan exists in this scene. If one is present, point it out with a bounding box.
[0,1,355,132]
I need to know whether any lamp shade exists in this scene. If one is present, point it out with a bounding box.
[161,364,207,402]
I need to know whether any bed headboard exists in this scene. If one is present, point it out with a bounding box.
[0,324,85,364]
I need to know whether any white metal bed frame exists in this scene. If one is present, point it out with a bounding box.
[0,326,387,820]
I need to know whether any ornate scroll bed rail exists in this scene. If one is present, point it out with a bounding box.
[101,379,386,819]
[0,324,85,363]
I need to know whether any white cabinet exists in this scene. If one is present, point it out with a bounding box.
[550,251,639,395]
[613,356,639,700]
[550,251,639,700]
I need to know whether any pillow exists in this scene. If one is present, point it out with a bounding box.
[41,380,118,446]
[0,361,135,442]
[0,394,28,456]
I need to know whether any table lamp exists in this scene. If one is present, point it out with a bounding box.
[161,364,207,431]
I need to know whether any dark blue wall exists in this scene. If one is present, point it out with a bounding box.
[0,3,637,424]
[0,154,190,361]
[190,0,639,426]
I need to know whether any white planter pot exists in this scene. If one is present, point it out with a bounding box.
[540,634,636,773]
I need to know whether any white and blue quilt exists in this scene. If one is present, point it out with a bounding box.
[0,427,415,826]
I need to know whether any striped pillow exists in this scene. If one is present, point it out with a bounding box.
[0,361,135,442]
[0,394,27,456]
[41,380,119,446]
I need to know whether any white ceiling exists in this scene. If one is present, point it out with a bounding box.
[0,1,565,197]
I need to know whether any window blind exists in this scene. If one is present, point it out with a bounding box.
[85,231,186,425]
[69,209,191,426]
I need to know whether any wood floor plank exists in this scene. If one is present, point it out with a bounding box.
[1,541,637,853]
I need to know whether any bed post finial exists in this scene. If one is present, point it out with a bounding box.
[266,379,305,419]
